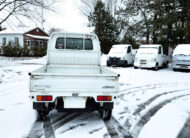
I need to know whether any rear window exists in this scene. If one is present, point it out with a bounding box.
[55,38,93,50]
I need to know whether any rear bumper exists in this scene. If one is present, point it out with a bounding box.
[29,92,118,103]
[33,99,114,112]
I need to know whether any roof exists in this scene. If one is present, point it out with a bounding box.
[140,44,161,48]
[25,34,49,40]
[0,26,48,36]
[0,26,32,34]
[112,44,131,48]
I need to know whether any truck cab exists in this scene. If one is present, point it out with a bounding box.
[107,44,134,67]
[172,44,190,71]
[134,45,169,70]
[29,32,119,120]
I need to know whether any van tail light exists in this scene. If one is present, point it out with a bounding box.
[37,95,52,101]
[97,96,112,101]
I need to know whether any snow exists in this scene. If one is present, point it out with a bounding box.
[173,44,190,56]
[0,55,190,138]
[25,34,49,40]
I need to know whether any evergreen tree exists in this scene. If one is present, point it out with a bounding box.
[88,1,119,54]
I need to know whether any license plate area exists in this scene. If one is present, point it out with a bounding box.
[64,97,86,109]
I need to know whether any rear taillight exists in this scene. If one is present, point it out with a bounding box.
[97,96,112,101]
[37,95,52,101]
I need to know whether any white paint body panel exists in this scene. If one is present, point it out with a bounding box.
[134,45,170,68]
[29,32,119,108]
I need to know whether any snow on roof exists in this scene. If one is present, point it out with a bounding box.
[112,44,131,48]
[0,26,32,34]
[140,44,161,48]
[25,34,49,40]
[173,44,190,55]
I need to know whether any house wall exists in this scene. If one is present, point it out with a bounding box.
[0,34,24,47]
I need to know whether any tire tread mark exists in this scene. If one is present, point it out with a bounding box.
[27,121,44,138]
[104,117,132,138]
[177,117,190,138]
[44,116,55,138]
[133,89,190,115]
[131,94,190,138]
[53,113,82,130]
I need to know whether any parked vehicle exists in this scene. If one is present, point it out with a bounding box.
[29,32,119,120]
[134,44,170,70]
[107,44,135,67]
[172,44,190,71]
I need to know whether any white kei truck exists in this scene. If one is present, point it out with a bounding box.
[172,44,190,71]
[107,44,135,67]
[29,32,119,120]
[134,44,170,70]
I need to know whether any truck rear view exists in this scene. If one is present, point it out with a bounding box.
[29,33,119,120]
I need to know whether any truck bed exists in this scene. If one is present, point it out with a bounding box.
[29,65,119,102]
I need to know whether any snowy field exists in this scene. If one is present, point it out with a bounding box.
[0,56,190,138]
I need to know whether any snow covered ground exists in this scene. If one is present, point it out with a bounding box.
[0,56,190,138]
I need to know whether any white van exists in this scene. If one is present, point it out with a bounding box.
[172,44,190,71]
[107,44,135,67]
[134,45,170,70]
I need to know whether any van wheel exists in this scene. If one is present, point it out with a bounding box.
[123,61,128,67]
[154,63,159,71]
[173,68,178,72]
[103,110,112,120]
[134,66,138,69]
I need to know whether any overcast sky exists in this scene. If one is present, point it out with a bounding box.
[44,0,91,33]
[2,0,91,33]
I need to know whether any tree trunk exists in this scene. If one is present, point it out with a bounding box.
[186,0,190,43]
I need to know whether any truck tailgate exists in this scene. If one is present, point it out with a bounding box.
[30,73,118,94]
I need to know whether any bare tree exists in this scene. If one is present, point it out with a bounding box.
[79,0,97,17]
[0,0,57,26]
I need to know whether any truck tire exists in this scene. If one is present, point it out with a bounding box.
[103,110,112,120]
[173,68,178,72]
[123,61,128,67]
[37,110,49,120]
[154,63,159,71]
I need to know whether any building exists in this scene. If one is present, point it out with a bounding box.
[0,27,49,48]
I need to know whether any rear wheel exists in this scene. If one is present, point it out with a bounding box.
[37,110,49,120]
[134,66,138,69]
[123,61,128,67]
[173,68,178,71]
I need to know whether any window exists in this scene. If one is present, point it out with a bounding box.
[158,46,162,54]
[40,40,43,46]
[15,37,19,45]
[35,40,39,47]
[27,40,31,47]
[2,38,6,44]
[127,46,131,53]
[44,41,48,46]
[55,38,93,50]
[31,40,34,46]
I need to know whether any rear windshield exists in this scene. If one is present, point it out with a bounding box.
[55,38,93,50]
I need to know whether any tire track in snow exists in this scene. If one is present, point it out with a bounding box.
[132,89,190,115]
[119,83,177,97]
[53,112,82,130]
[104,117,132,138]
[130,93,190,138]
[27,113,82,138]
[177,117,190,138]
[27,121,44,138]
